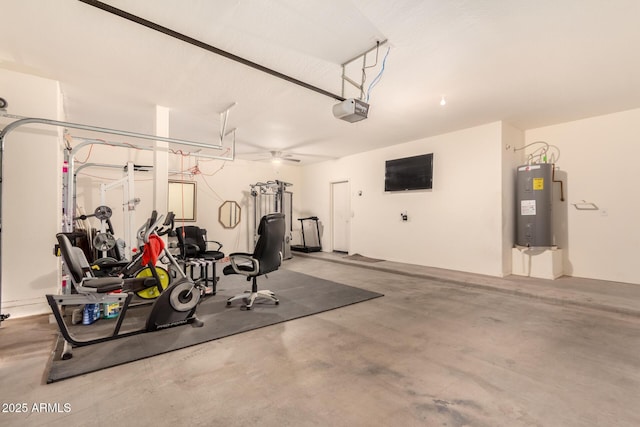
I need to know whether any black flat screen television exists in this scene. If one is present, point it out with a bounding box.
[385,153,433,191]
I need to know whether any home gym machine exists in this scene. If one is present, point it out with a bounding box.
[73,204,124,262]
[70,161,148,260]
[47,211,205,360]
[250,180,293,259]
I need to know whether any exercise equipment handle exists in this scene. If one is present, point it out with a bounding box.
[147,210,158,229]
[163,212,175,227]
[136,210,158,246]
[156,212,175,237]
[144,213,165,243]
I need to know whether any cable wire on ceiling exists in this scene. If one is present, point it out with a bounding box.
[366,47,390,102]
[77,0,346,102]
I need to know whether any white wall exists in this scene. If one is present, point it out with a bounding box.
[525,108,640,284]
[501,123,525,275]
[165,155,302,254]
[301,122,508,277]
[0,69,62,317]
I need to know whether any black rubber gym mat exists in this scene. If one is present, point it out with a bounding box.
[46,269,383,383]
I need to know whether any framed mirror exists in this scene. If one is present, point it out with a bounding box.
[168,180,197,221]
[218,201,241,229]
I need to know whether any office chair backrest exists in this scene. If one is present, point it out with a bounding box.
[253,213,286,275]
[176,226,206,257]
[56,233,93,285]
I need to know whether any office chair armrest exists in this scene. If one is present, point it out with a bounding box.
[228,252,259,276]
[205,240,223,251]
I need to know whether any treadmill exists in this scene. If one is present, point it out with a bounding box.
[291,216,322,253]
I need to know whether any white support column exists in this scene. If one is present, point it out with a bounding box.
[154,106,170,214]
[124,161,136,255]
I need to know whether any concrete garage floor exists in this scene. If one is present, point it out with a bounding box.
[1,253,639,427]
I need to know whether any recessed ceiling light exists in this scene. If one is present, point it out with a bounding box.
[440,96,447,106]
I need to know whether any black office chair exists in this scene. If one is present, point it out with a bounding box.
[175,226,225,293]
[223,213,285,309]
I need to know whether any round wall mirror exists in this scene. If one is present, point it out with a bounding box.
[218,201,241,229]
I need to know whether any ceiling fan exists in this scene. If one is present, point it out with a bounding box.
[266,151,301,163]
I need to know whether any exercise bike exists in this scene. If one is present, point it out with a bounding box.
[47,211,206,360]
[92,212,176,299]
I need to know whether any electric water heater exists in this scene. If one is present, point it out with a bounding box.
[516,163,553,247]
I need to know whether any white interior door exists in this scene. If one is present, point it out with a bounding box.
[331,181,350,253]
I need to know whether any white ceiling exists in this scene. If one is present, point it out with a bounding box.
[2,0,640,163]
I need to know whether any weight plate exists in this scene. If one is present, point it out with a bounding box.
[94,205,113,220]
[135,267,170,299]
[93,233,116,251]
